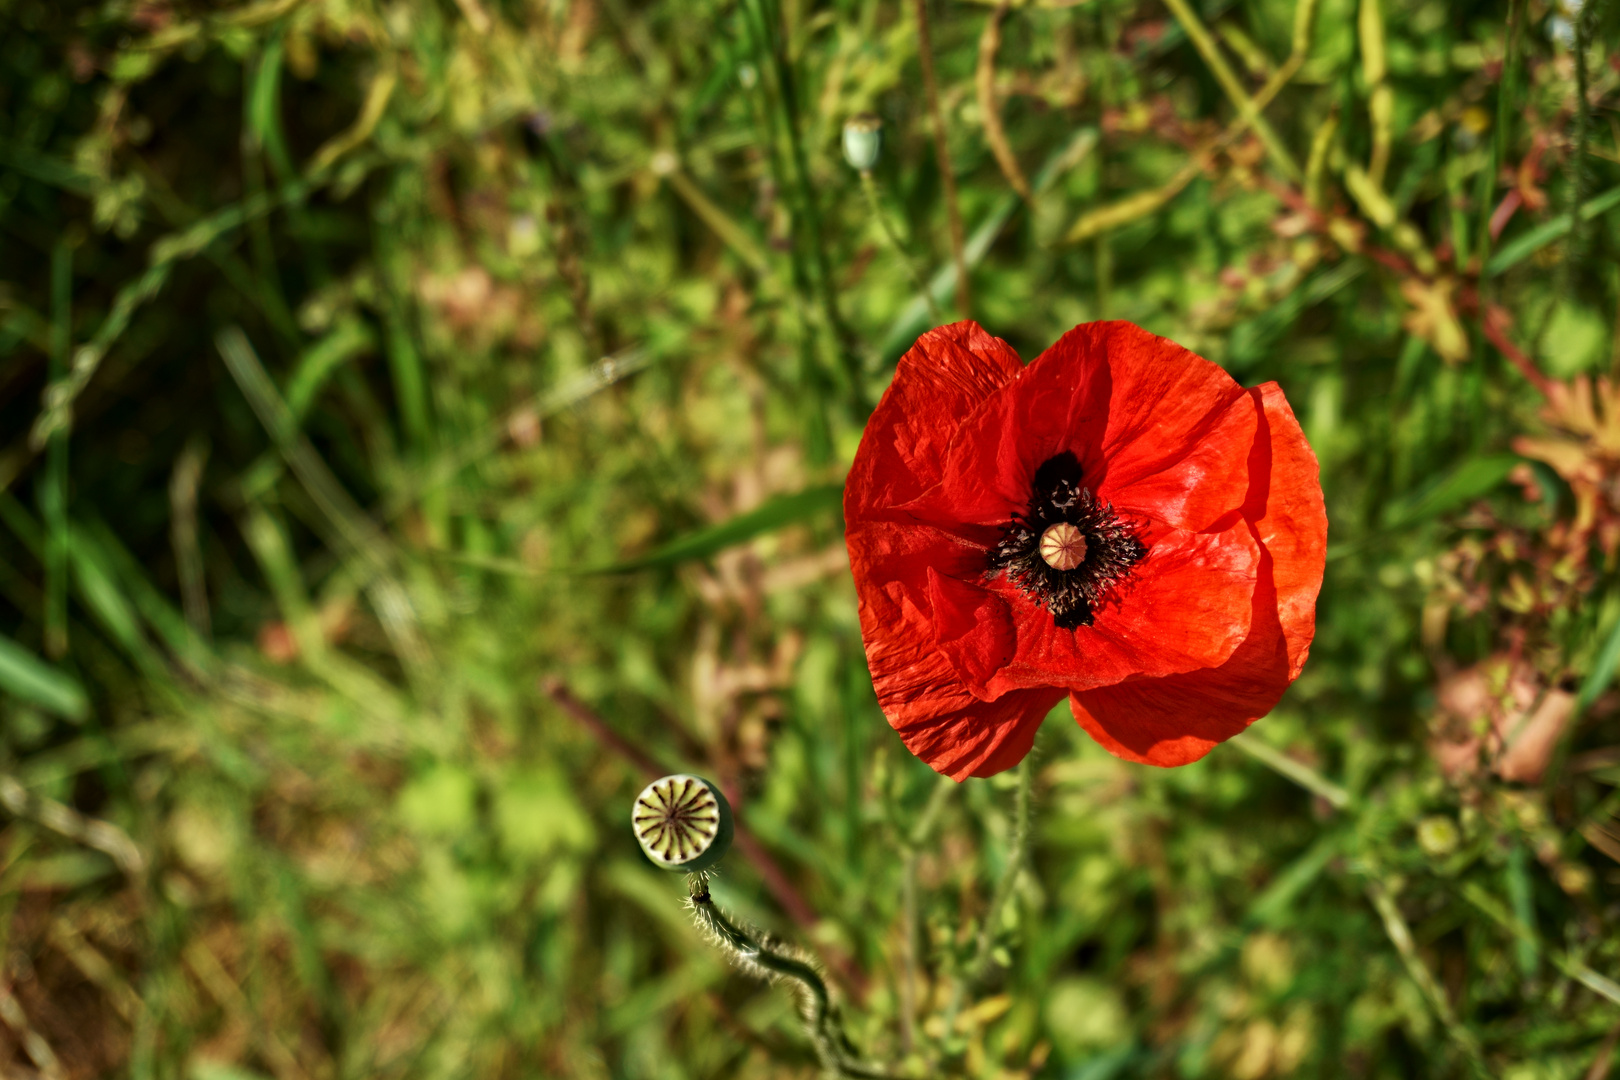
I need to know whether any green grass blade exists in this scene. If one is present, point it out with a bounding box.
[1578,603,1620,712]
[285,318,377,419]
[0,633,88,721]
[593,483,843,573]
[1484,183,1620,277]
[1380,453,1520,531]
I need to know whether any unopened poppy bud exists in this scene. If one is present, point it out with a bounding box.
[1039,522,1088,571]
[842,113,883,173]
[632,774,733,872]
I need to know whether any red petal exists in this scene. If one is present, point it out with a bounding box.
[892,679,1066,780]
[1246,383,1326,677]
[845,321,1023,525]
[927,568,1016,695]
[903,322,1253,532]
[1069,384,1326,766]
[848,520,1062,779]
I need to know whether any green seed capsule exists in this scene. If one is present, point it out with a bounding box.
[632,774,733,872]
[842,113,883,173]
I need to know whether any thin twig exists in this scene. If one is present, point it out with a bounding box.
[1158,0,1301,180]
[913,0,970,317]
[1482,304,1554,397]
[1459,880,1620,1007]
[0,774,145,878]
[1066,0,1317,245]
[1229,731,1352,810]
[217,327,431,672]
[976,0,1030,203]
[1359,0,1391,187]
[0,984,64,1080]
[1366,878,1487,1073]
[966,754,1033,985]
[169,438,211,639]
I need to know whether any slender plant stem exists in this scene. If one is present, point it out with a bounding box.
[899,852,920,1054]
[1475,0,1522,290]
[1066,0,1317,245]
[687,876,895,1079]
[746,0,856,397]
[861,172,946,326]
[1366,878,1488,1075]
[912,0,970,318]
[42,240,72,660]
[1229,731,1353,809]
[940,753,1034,1043]
[1159,0,1301,181]
[899,776,955,1053]
[1562,0,1597,290]
[968,755,1033,984]
[976,0,1031,203]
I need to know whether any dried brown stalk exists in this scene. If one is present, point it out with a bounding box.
[977,0,1031,204]
[913,0,971,317]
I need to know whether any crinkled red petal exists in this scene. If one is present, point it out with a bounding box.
[845,321,1023,525]
[902,322,1255,532]
[1069,384,1327,766]
[848,521,1064,780]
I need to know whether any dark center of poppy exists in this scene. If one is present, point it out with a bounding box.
[987,451,1145,629]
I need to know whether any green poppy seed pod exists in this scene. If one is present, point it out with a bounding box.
[632,774,733,872]
[842,113,883,174]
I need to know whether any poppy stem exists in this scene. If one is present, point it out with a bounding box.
[967,752,1034,984]
[940,751,1036,1044]
[860,172,947,327]
[686,874,898,1079]
[899,776,956,1054]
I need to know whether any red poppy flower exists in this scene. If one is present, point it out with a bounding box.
[845,321,1327,779]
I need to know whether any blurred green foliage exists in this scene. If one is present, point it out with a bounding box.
[1,0,1619,1076]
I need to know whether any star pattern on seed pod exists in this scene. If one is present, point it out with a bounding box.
[632,774,733,872]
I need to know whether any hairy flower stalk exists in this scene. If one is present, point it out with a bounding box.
[685,875,894,1079]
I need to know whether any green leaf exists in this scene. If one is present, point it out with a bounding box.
[0,633,88,721]
[1485,183,1620,277]
[1380,454,1520,531]
[594,483,844,573]
[69,527,148,661]
[1578,604,1620,712]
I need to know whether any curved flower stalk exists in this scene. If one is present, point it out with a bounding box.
[686,875,895,1079]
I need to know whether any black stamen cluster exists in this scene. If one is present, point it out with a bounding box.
[987,451,1146,629]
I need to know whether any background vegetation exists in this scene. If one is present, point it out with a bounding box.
[1,0,1619,1075]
